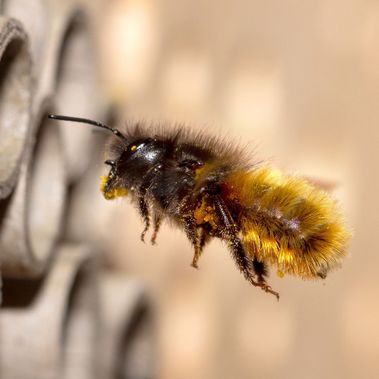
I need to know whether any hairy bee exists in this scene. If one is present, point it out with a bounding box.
[49,114,350,299]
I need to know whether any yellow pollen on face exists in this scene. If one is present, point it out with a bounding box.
[99,175,128,200]
[100,175,108,193]
[131,145,137,151]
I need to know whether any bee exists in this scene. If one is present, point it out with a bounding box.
[49,114,350,299]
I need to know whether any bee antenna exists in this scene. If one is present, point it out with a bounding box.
[48,114,128,142]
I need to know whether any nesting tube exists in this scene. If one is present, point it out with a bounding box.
[1,0,48,68]
[54,14,109,182]
[3,0,81,114]
[0,243,101,379]
[0,110,66,277]
[0,16,32,199]
[5,0,109,181]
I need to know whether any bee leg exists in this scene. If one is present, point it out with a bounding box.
[250,260,279,298]
[137,165,162,242]
[151,214,162,245]
[191,227,210,269]
[181,217,203,269]
[214,196,280,300]
[178,195,208,268]
[251,259,268,284]
[212,196,254,279]
[138,196,150,242]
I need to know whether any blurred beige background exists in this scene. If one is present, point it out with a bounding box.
[82,1,379,378]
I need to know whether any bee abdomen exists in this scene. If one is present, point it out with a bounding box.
[223,167,350,279]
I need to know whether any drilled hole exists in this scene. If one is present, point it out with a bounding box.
[0,33,32,197]
[55,15,101,181]
[27,114,66,261]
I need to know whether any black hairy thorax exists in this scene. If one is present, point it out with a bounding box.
[107,134,228,212]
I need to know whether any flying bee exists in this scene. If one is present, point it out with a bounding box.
[49,114,350,299]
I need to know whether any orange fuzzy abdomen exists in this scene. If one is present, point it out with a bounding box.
[222,167,350,279]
